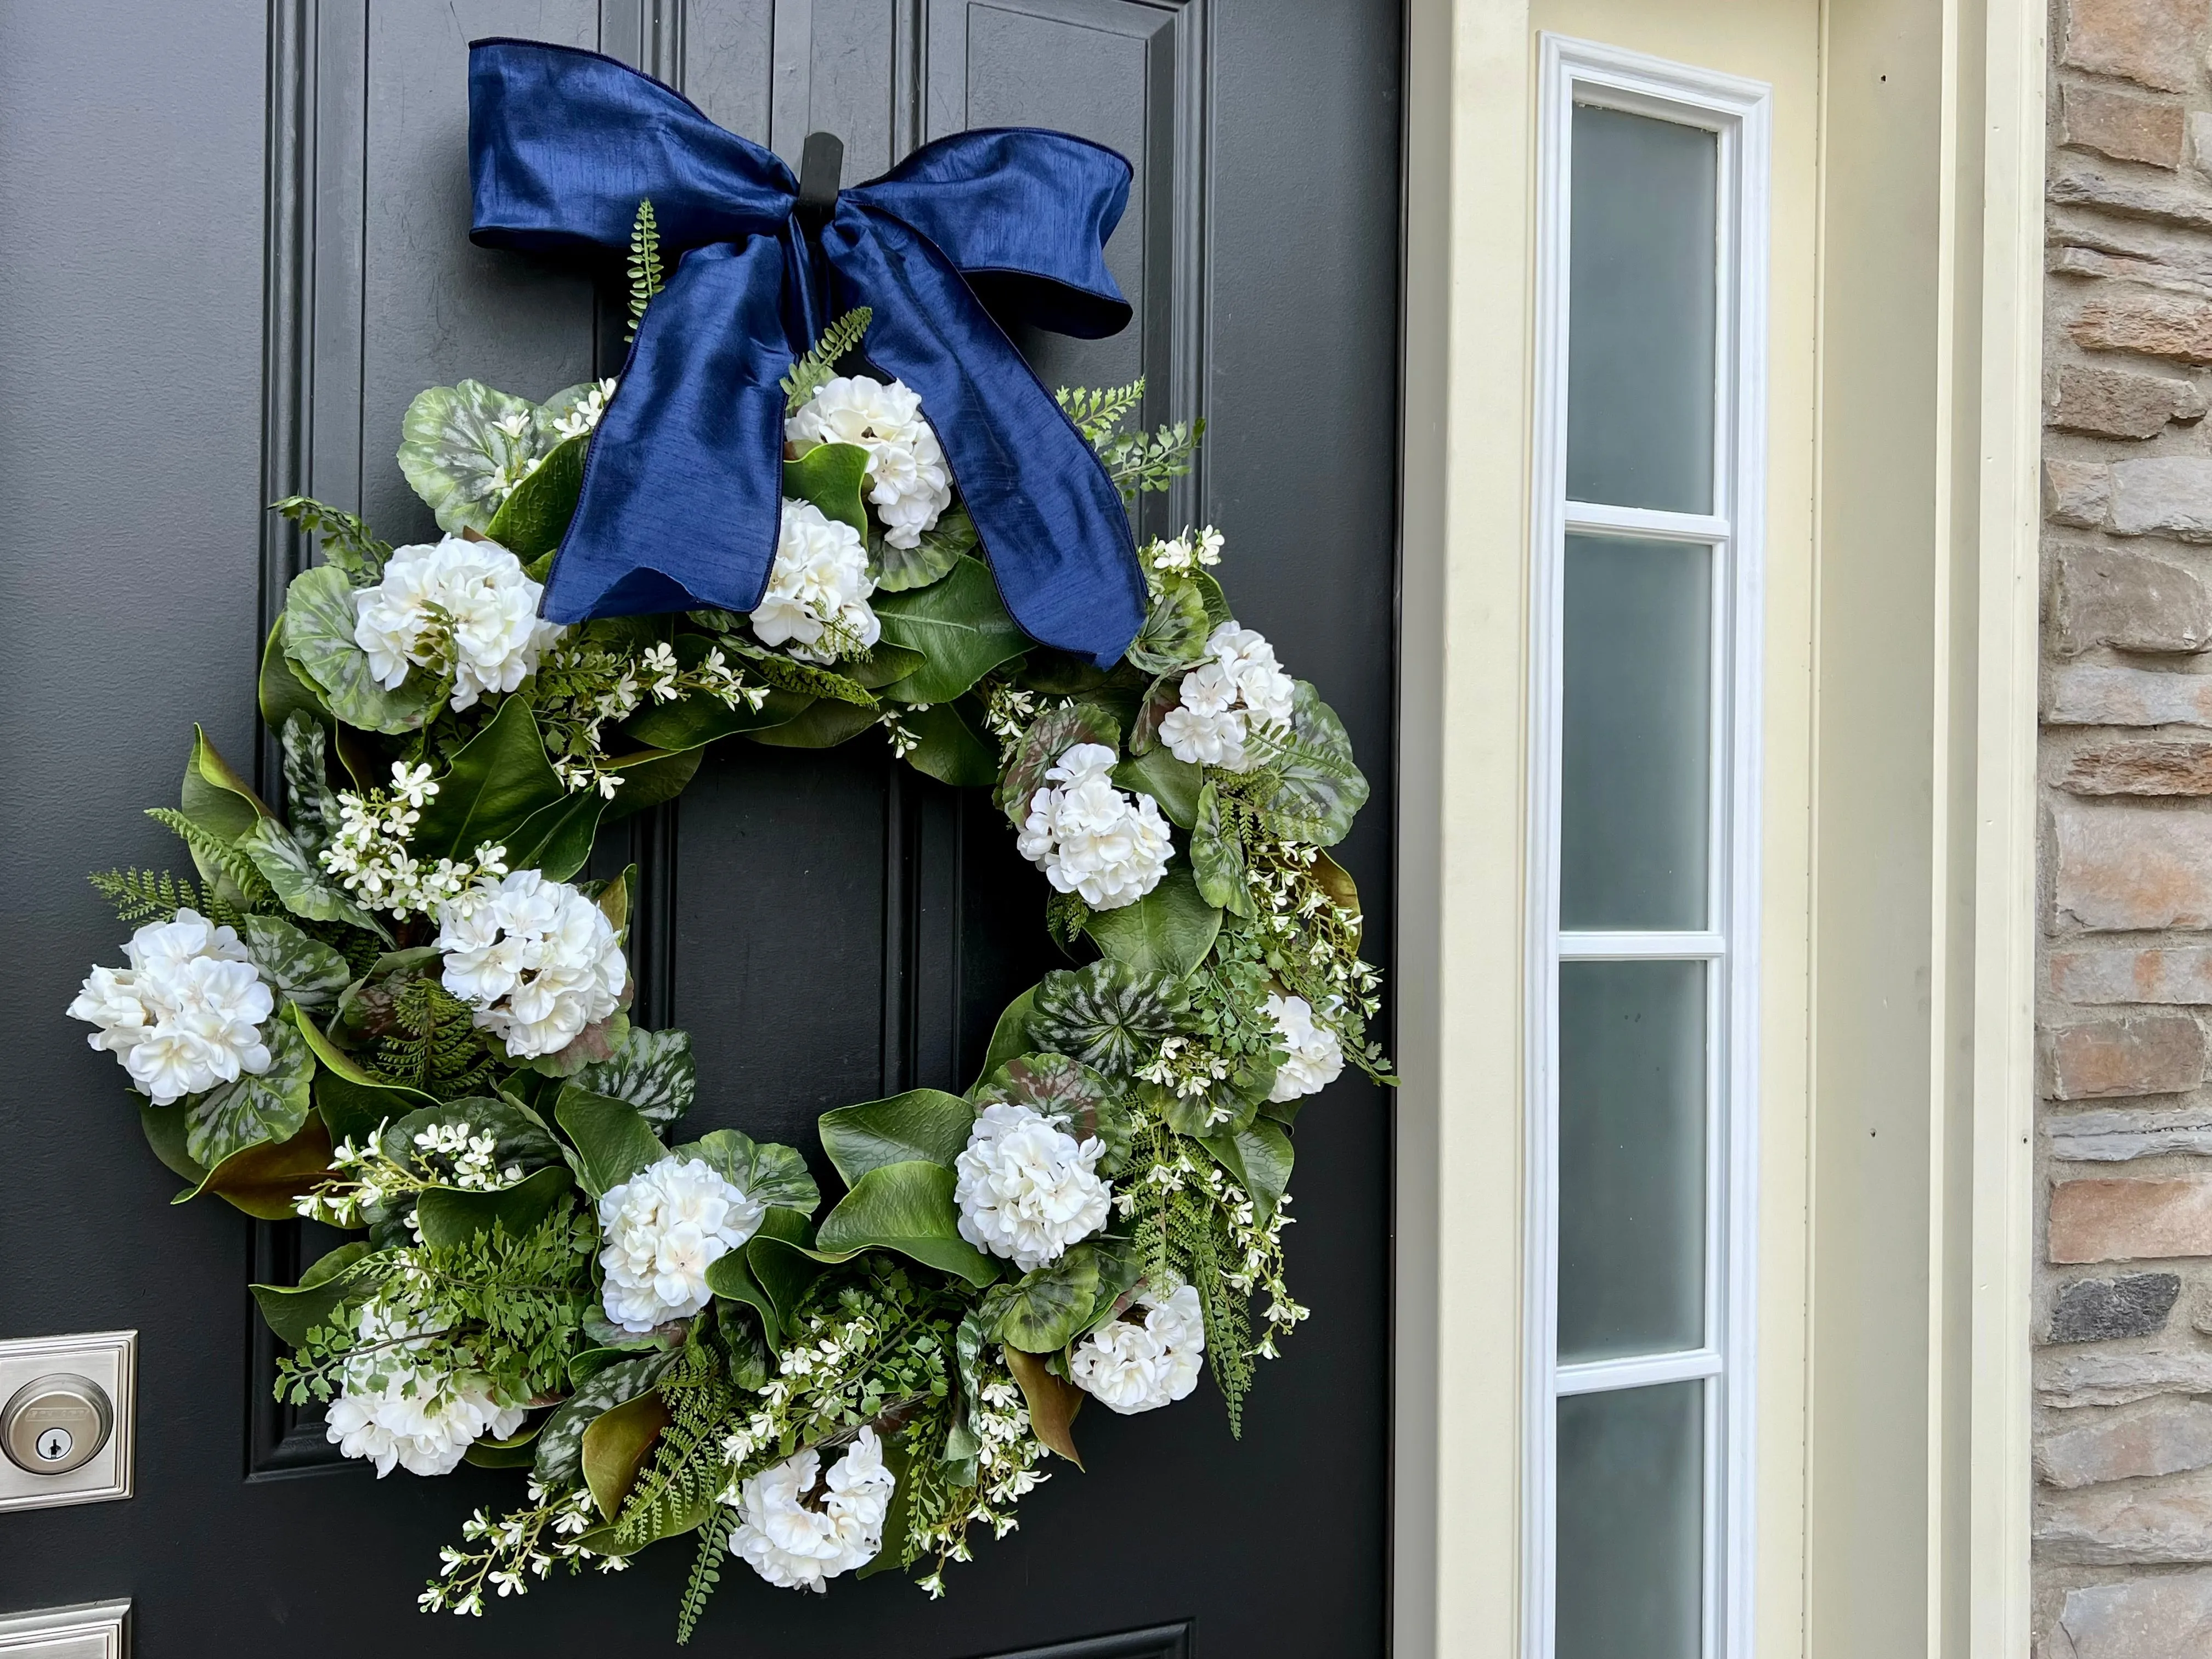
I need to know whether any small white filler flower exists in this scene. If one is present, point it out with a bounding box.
[1069,1282,1206,1415]
[596,1154,766,1333]
[731,1426,898,1592]
[786,374,953,549]
[433,870,627,1060]
[353,534,564,711]
[749,499,881,664]
[953,1101,1111,1272]
[1159,619,1297,773]
[1014,742,1173,911]
[324,1304,525,1478]
[1265,991,1345,1103]
[67,909,275,1105]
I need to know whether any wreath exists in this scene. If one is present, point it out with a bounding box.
[61,39,1389,1641]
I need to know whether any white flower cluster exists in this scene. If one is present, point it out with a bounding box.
[731,1426,897,1592]
[423,1480,626,1616]
[1115,1143,1309,1360]
[596,1154,764,1333]
[749,500,881,664]
[909,1367,1048,1596]
[67,910,275,1106]
[953,1101,1111,1272]
[325,1304,525,1478]
[1159,620,1296,773]
[787,375,952,548]
[319,760,510,919]
[1068,1282,1206,1415]
[433,869,627,1060]
[547,377,618,442]
[1143,523,1223,586]
[1014,742,1173,911]
[1266,992,1344,1103]
[294,1121,522,1234]
[535,636,769,799]
[354,534,564,712]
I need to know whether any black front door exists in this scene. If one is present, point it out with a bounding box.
[0,3,1401,1654]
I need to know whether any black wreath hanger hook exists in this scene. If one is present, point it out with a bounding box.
[796,129,845,228]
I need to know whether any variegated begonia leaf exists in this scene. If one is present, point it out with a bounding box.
[674,1127,821,1216]
[278,711,341,856]
[972,1052,1132,1176]
[1028,960,1189,1074]
[872,503,974,593]
[236,816,388,940]
[183,1008,313,1168]
[1250,679,1369,848]
[396,379,544,534]
[281,565,437,735]
[571,1026,697,1128]
[995,701,1122,826]
[237,914,351,1013]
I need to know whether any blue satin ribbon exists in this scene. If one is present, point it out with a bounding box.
[468,37,1148,667]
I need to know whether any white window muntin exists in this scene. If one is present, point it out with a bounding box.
[1525,35,1770,1659]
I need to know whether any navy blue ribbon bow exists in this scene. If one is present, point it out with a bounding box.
[467,37,1148,667]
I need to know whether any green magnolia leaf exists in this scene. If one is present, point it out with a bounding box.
[993,1245,1102,1354]
[175,726,268,899]
[554,1086,665,1200]
[720,640,876,707]
[260,622,330,732]
[600,747,708,822]
[874,555,1029,704]
[812,1161,1000,1286]
[1252,680,1369,848]
[623,682,808,753]
[782,441,871,538]
[572,1026,696,1128]
[818,1090,974,1186]
[411,696,567,863]
[1004,1345,1084,1468]
[844,640,928,690]
[706,1209,821,1344]
[746,696,881,749]
[237,817,390,939]
[397,379,544,534]
[1111,745,1202,830]
[504,788,604,882]
[970,1053,1132,1175]
[1189,781,1255,916]
[291,1003,438,1143]
[237,914,351,1012]
[1128,672,1183,755]
[1192,567,1233,628]
[1028,960,1189,1073]
[278,712,341,856]
[139,1102,206,1186]
[377,1094,567,1177]
[873,505,975,593]
[1311,848,1363,949]
[484,433,587,557]
[584,1389,672,1521]
[900,701,998,787]
[674,1127,821,1214]
[183,1010,314,1169]
[414,1166,575,1248]
[995,701,1122,826]
[464,1425,548,1468]
[1125,576,1210,674]
[1081,864,1221,980]
[185,1109,336,1219]
[283,565,438,734]
[251,1240,384,1346]
[1198,1119,1295,1221]
[536,1353,670,1491]
[974,986,1040,1092]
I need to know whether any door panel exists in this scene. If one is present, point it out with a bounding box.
[0,2,1400,1653]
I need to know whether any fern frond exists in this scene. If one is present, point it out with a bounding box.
[625,199,665,343]
[1103,417,1205,502]
[374,977,498,1099]
[618,1335,739,1554]
[87,867,240,928]
[143,809,277,910]
[780,307,873,412]
[675,1507,734,1645]
[1054,379,1144,446]
[272,495,391,584]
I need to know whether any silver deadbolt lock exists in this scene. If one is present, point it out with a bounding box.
[2,1374,114,1476]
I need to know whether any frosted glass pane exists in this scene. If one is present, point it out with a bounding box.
[1556,1382,1704,1659]
[1566,104,1717,514]
[1560,535,1711,930]
[1558,959,1706,1361]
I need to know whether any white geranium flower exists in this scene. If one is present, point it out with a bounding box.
[434,870,626,1059]
[324,1304,524,1478]
[596,1155,766,1333]
[749,499,881,664]
[1266,992,1344,1102]
[732,1427,897,1592]
[1014,742,1173,912]
[786,375,952,548]
[1160,620,1296,774]
[1069,1282,1206,1415]
[353,534,563,711]
[954,1100,1111,1272]
[66,909,275,1106]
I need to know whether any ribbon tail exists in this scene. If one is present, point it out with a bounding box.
[544,239,792,623]
[823,206,1147,668]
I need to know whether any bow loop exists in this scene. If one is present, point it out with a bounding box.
[467,37,1148,665]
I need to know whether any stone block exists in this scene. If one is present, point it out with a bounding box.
[2049,462,2117,528]
[2050,947,2212,1005]
[2061,0,2209,94]
[2038,1468,2212,1564]
[2042,1017,2209,1100]
[2051,1178,2212,1263]
[2045,666,2212,726]
[2072,284,2212,363]
[2049,363,2209,438]
[2050,547,2212,652]
[2062,738,2212,794]
[2040,1350,2212,1406]
[2063,83,2191,168]
[2050,799,2212,932]
[2049,1274,2184,1343]
[2113,459,2212,541]
[2050,1106,2212,1159]
[2040,1396,2212,1487]
[2050,1568,2212,1657]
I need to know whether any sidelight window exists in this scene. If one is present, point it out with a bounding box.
[1526,37,1770,1659]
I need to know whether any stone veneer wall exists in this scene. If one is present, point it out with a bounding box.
[2037,2,2212,1652]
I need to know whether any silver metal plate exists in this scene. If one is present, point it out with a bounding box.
[0,1600,129,1658]
[0,1335,133,1513]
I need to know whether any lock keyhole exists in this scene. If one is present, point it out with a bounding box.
[2,1375,111,1477]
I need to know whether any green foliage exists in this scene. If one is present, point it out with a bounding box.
[183,1011,315,1170]
[272,494,392,585]
[781,307,873,413]
[397,380,546,535]
[676,1508,734,1645]
[873,504,975,593]
[871,556,1030,704]
[782,439,872,538]
[279,712,340,856]
[626,198,665,342]
[614,1329,738,1551]
[88,866,242,928]
[372,975,499,1101]
[1053,380,1144,447]
[144,808,276,911]
[817,1088,974,1184]
[813,1161,1001,1286]
[1028,959,1190,1073]
[1081,864,1222,980]
[572,1025,696,1128]
[1243,680,1368,848]
[1053,377,1204,501]
[283,564,438,733]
